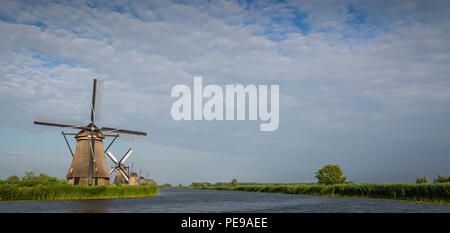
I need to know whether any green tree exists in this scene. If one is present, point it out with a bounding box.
[416,176,423,184]
[433,175,450,183]
[231,178,239,186]
[416,176,429,184]
[315,164,346,185]
[6,175,20,183]
[22,171,35,181]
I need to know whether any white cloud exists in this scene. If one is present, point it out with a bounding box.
[1,0,450,183]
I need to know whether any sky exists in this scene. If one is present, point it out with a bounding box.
[0,0,449,185]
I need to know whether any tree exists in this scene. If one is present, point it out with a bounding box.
[416,176,423,184]
[231,178,239,186]
[22,171,35,181]
[6,175,20,183]
[416,176,429,184]
[315,164,346,185]
[433,175,450,183]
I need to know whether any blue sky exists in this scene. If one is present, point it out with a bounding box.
[1,0,450,185]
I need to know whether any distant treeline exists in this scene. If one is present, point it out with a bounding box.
[0,172,158,202]
[416,175,450,184]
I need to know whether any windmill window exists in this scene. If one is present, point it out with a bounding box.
[74,177,80,185]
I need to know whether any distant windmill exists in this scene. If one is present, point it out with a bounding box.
[129,161,134,177]
[106,148,133,185]
[34,79,147,186]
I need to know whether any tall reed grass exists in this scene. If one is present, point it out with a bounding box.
[0,172,158,202]
[0,184,158,201]
[194,183,450,204]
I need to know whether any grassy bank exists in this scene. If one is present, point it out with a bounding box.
[191,183,450,205]
[0,172,158,202]
[0,184,158,201]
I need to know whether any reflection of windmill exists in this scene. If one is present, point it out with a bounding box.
[34,79,147,186]
[106,149,133,185]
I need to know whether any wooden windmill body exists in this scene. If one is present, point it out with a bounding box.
[129,172,139,186]
[66,130,110,185]
[113,164,129,185]
[34,79,147,186]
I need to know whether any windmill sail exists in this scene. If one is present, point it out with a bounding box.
[101,127,147,142]
[91,79,103,123]
[34,114,87,130]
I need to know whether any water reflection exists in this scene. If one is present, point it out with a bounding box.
[0,188,449,213]
[70,199,111,213]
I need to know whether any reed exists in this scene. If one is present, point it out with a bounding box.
[193,183,450,204]
[0,172,158,202]
[0,184,158,201]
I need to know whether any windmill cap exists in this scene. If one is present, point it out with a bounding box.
[75,130,105,140]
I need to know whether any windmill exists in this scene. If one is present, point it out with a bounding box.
[34,79,147,186]
[106,148,133,185]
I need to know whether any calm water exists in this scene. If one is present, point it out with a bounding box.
[0,188,449,213]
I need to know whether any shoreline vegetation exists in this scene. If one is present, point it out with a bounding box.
[0,172,158,202]
[188,164,450,205]
[189,183,450,205]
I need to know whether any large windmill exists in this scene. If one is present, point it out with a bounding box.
[34,79,147,186]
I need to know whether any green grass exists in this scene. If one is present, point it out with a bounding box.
[0,172,158,202]
[0,184,158,201]
[191,183,450,205]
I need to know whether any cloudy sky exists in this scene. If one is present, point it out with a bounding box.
[0,0,449,185]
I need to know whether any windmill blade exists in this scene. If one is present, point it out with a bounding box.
[119,148,133,164]
[90,79,104,124]
[34,114,88,130]
[101,127,147,136]
[109,166,117,175]
[111,133,147,143]
[106,151,119,164]
[61,132,78,135]
[119,168,129,183]
[103,134,119,153]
